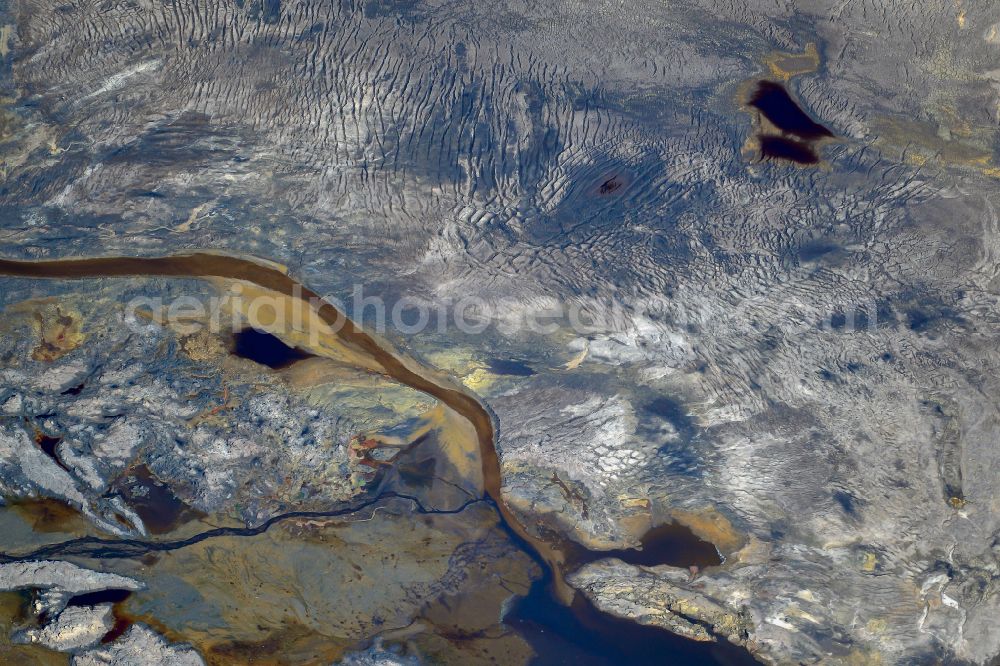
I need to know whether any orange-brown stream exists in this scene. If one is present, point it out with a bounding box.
[0,252,573,601]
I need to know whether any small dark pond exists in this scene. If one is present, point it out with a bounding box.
[488,358,536,376]
[748,81,832,140]
[232,328,313,369]
[759,135,819,165]
[112,465,205,535]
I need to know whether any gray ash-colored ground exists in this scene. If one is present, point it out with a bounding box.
[3,0,1000,664]
[0,281,365,531]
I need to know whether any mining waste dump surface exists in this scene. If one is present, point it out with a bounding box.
[0,254,757,664]
[2,1,1000,664]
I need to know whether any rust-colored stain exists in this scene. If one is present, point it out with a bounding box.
[21,305,85,362]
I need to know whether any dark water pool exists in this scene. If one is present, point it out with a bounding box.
[577,521,722,569]
[748,81,832,141]
[488,358,536,376]
[34,431,69,471]
[505,574,759,666]
[499,513,758,665]
[759,135,819,164]
[112,465,205,535]
[232,327,313,369]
